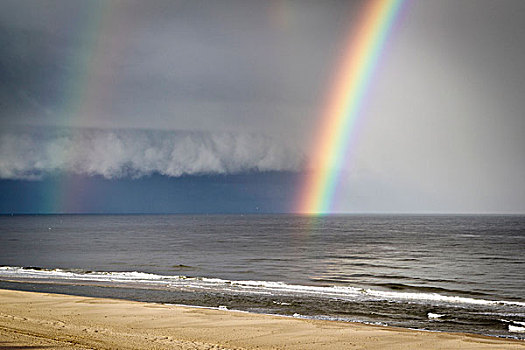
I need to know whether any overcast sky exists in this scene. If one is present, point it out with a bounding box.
[1,0,525,213]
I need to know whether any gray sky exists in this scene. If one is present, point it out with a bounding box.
[1,0,525,213]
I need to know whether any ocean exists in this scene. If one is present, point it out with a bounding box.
[0,214,524,339]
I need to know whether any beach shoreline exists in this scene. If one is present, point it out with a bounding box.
[0,288,523,350]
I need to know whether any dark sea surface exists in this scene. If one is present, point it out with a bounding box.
[0,214,524,339]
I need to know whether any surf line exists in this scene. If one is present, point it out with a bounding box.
[297,0,406,214]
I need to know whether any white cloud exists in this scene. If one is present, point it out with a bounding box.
[0,128,303,180]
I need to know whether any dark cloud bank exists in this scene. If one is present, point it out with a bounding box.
[0,172,299,214]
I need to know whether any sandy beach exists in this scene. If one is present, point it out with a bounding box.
[0,289,523,349]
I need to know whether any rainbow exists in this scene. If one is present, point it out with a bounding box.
[47,1,128,213]
[296,0,405,214]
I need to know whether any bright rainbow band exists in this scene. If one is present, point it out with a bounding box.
[297,0,405,214]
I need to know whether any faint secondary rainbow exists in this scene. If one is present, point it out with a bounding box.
[296,0,405,214]
[45,1,131,213]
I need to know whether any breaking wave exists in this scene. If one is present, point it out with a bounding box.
[1,266,524,308]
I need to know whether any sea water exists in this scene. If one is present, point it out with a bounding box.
[0,214,524,339]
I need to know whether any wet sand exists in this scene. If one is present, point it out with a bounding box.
[0,289,523,350]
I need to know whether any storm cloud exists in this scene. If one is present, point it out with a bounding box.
[0,0,353,138]
[1,0,525,213]
[0,128,302,180]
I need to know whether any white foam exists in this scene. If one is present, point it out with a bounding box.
[364,289,524,307]
[1,266,524,308]
[428,313,445,320]
[509,325,525,333]
[0,266,169,282]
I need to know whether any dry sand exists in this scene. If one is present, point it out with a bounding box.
[0,288,523,350]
